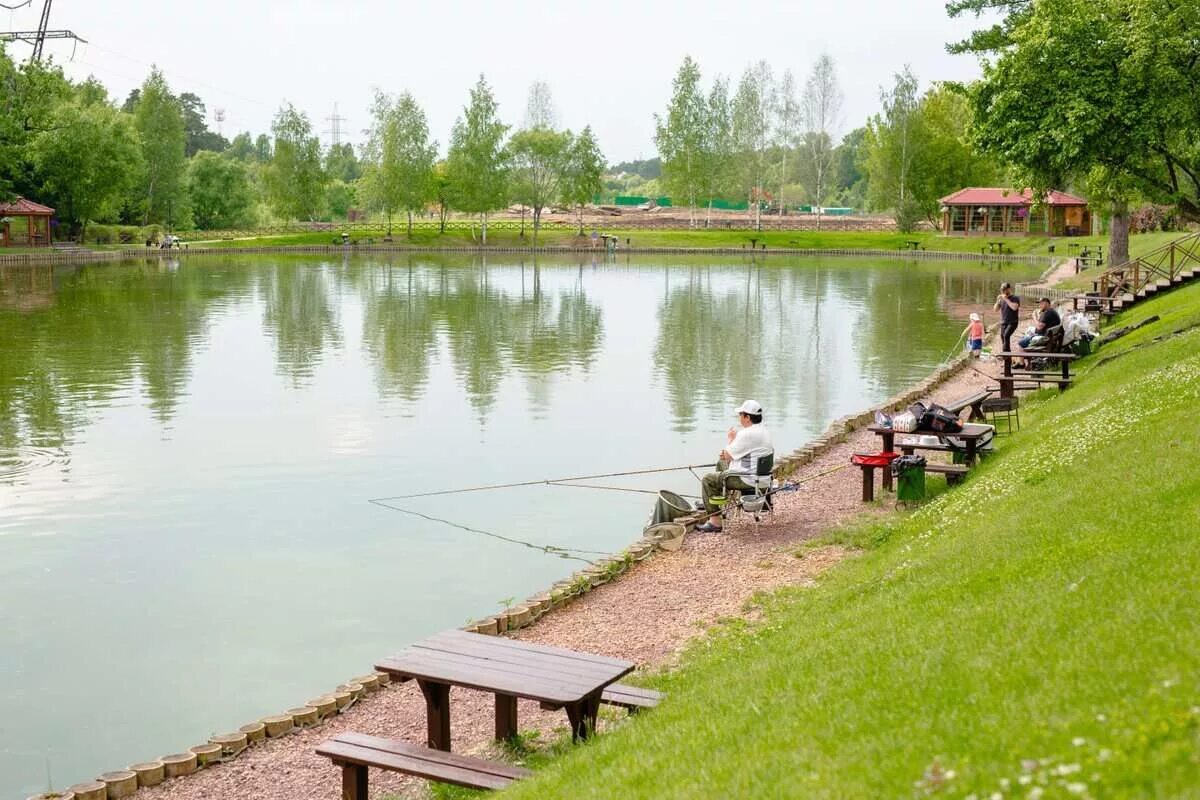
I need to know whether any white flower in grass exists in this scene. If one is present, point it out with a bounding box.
[1028,788,1044,800]
[1066,782,1087,795]
[1072,737,1086,747]
[1018,775,1032,786]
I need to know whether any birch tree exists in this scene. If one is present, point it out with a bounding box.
[508,127,571,244]
[361,91,437,236]
[563,126,605,234]
[655,56,707,224]
[445,75,509,244]
[132,68,187,226]
[774,70,802,216]
[523,81,559,130]
[799,53,843,226]
[264,103,327,221]
[863,67,922,231]
[700,75,734,224]
[731,61,775,230]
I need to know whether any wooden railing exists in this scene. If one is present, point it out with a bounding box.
[1095,232,1200,300]
[185,215,926,241]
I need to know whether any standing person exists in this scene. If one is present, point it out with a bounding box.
[963,312,985,358]
[695,400,774,534]
[994,282,1021,353]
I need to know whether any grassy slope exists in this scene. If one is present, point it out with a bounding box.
[495,282,1200,798]
[177,228,1181,258]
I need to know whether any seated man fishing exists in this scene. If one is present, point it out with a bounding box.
[695,400,774,533]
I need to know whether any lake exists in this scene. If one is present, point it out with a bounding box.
[0,252,1042,795]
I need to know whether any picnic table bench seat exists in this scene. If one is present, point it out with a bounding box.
[540,682,663,713]
[943,389,993,422]
[852,453,969,501]
[317,732,531,796]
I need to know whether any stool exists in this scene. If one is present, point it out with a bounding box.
[981,396,1020,434]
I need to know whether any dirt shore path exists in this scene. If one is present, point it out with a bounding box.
[141,364,998,800]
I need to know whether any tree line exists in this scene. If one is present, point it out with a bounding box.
[0,49,604,243]
[653,53,1001,231]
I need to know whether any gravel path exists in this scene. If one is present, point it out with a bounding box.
[139,363,999,800]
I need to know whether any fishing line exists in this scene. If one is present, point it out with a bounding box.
[548,481,701,499]
[940,329,968,365]
[369,463,716,503]
[368,498,609,562]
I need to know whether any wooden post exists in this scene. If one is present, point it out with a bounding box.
[880,430,895,491]
[418,679,452,751]
[341,763,369,800]
[861,466,874,502]
[495,693,518,741]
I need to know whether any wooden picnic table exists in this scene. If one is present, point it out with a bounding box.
[992,351,1077,398]
[375,629,634,751]
[901,240,923,251]
[986,241,1009,255]
[867,422,994,490]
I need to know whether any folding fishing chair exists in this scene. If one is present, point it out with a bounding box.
[727,451,775,527]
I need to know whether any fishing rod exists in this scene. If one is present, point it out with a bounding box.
[369,463,717,503]
[940,328,968,365]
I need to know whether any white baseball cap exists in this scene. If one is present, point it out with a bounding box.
[970,312,981,321]
[735,400,763,416]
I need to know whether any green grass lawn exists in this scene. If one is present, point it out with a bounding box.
[176,227,1179,259]
[487,281,1200,798]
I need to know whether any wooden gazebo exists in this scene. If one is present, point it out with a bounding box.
[0,198,55,247]
[939,188,1090,237]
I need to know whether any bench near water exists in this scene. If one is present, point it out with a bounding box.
[317,732,531,796]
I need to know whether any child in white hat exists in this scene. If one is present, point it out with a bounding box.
[964,312,985,358]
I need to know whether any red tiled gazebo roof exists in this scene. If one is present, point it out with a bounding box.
[0,197,55,215]
[939,188,1088,207]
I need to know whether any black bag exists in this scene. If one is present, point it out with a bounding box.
[922,403,963,433]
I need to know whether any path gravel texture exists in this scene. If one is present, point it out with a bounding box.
[139,362,1000,800]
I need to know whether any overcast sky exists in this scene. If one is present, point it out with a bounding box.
[9,0,994,161]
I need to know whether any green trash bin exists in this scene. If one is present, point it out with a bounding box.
[892,455,927,503]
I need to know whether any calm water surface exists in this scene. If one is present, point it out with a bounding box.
[0,253,1041,795]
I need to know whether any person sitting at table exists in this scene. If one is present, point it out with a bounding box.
[1019,297,1062,349]
[695,400,773,534]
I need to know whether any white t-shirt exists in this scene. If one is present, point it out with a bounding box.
[725,424,773,475]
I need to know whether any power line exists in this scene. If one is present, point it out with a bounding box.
[0,0,85,64]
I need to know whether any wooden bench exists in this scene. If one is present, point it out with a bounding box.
[316,732,531,796]
[852,454,968,501]
[602,683,663,712]
[944,389,993,422]
[541,682,663,714]
[924,462,969,485]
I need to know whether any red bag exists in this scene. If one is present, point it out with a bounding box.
[851,451,899,468]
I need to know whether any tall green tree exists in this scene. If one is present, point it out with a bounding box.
[966,0,1200,264]
[30,100,141,237]
[324,142,361,183]
[360,91,436,235]
[862,67,923,231]
[0,48,74,201]
[508,127,572,244]
[227,132,257,162]
[179,92,228,155]
[187,151,255,229]
[563,126,605,234]
[264,103,327,221]
[655,56,708,222]
[731,61,775,229]
[700,76,735,222]
[445,75,510,244]
[132,69,188,227]
[773,70,801,216]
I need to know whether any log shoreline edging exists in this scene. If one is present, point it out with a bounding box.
[35,297,980,800]
[0,243,1052,268]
